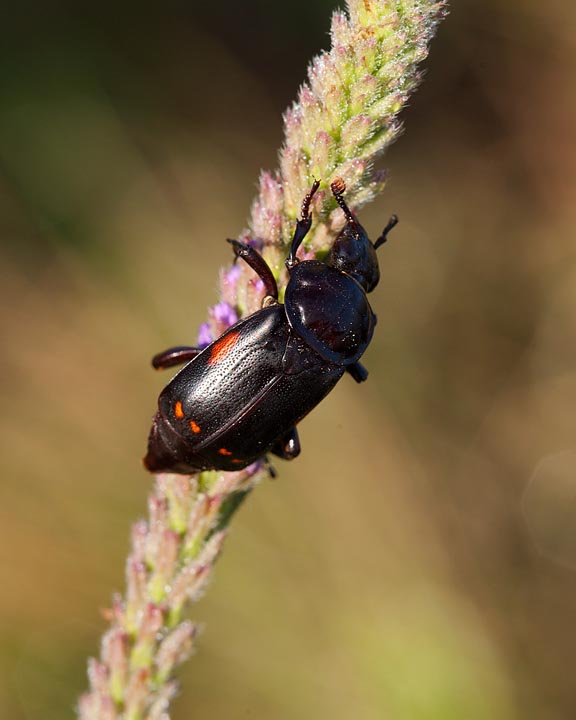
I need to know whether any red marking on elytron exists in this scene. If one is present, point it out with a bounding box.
[232,459,243,464]
[189,419,201,434]
[208,330,241,365]
[218,448,233,456]
[174,401,185,419]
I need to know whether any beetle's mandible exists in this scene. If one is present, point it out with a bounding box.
[144,179,397,475]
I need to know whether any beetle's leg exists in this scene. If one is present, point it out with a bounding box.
[346,361,369,383]
[286,179,320,269]
[271,426,301,460]
[264,457,278,479]
[227,239,278,301]
[374,214,399,250]
[152,346,202,370]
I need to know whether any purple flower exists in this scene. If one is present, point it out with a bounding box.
[211,302,238,328]
[197,302,239,348]
[197,322,213,348]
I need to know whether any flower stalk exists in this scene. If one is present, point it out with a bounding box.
[78,1,446,718]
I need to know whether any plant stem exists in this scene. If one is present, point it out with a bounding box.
[78,2,446,718]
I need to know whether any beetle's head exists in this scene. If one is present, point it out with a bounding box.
[328,217,380,293]
[327,179,397,294]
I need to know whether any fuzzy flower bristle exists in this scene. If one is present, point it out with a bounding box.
[271,0,446,247]
[78,2,445,718]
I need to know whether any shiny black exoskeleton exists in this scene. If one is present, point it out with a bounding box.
[144,179,397,474]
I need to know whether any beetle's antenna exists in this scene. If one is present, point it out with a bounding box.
[374,214,399,250]
[330,179,360,238]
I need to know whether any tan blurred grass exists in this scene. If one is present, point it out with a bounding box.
[1,1,576,718]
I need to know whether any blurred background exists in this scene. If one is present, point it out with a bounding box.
[1,0,575,718]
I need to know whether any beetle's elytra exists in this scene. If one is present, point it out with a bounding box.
[144,180,397,475]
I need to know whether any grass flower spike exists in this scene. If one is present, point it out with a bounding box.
[78,1,446,718]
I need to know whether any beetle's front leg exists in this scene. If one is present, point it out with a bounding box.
[286,180,321,269]
[346,362,369,383]
[152,346,202,370]
[271,426,301,460]
[227,239,278,301]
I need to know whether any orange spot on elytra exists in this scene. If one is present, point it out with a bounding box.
[208,330,240,365]
[189,419,201,434]
[174,401,184,419]
[218,447,233,456]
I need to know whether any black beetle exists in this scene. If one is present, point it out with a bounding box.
[144,179,397,474]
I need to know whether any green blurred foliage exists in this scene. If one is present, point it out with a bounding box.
[1,1,576,718]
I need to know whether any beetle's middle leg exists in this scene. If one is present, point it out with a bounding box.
[152,346,202,370]
[227,239,278,302]
[346,361,369,383]
[271,426,301,460]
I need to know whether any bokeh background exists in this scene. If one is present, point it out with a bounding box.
[1,1,576,718]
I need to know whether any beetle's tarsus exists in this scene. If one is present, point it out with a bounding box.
[264,457,278,479]
[300,178,320,222]
[346,362,369,383]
